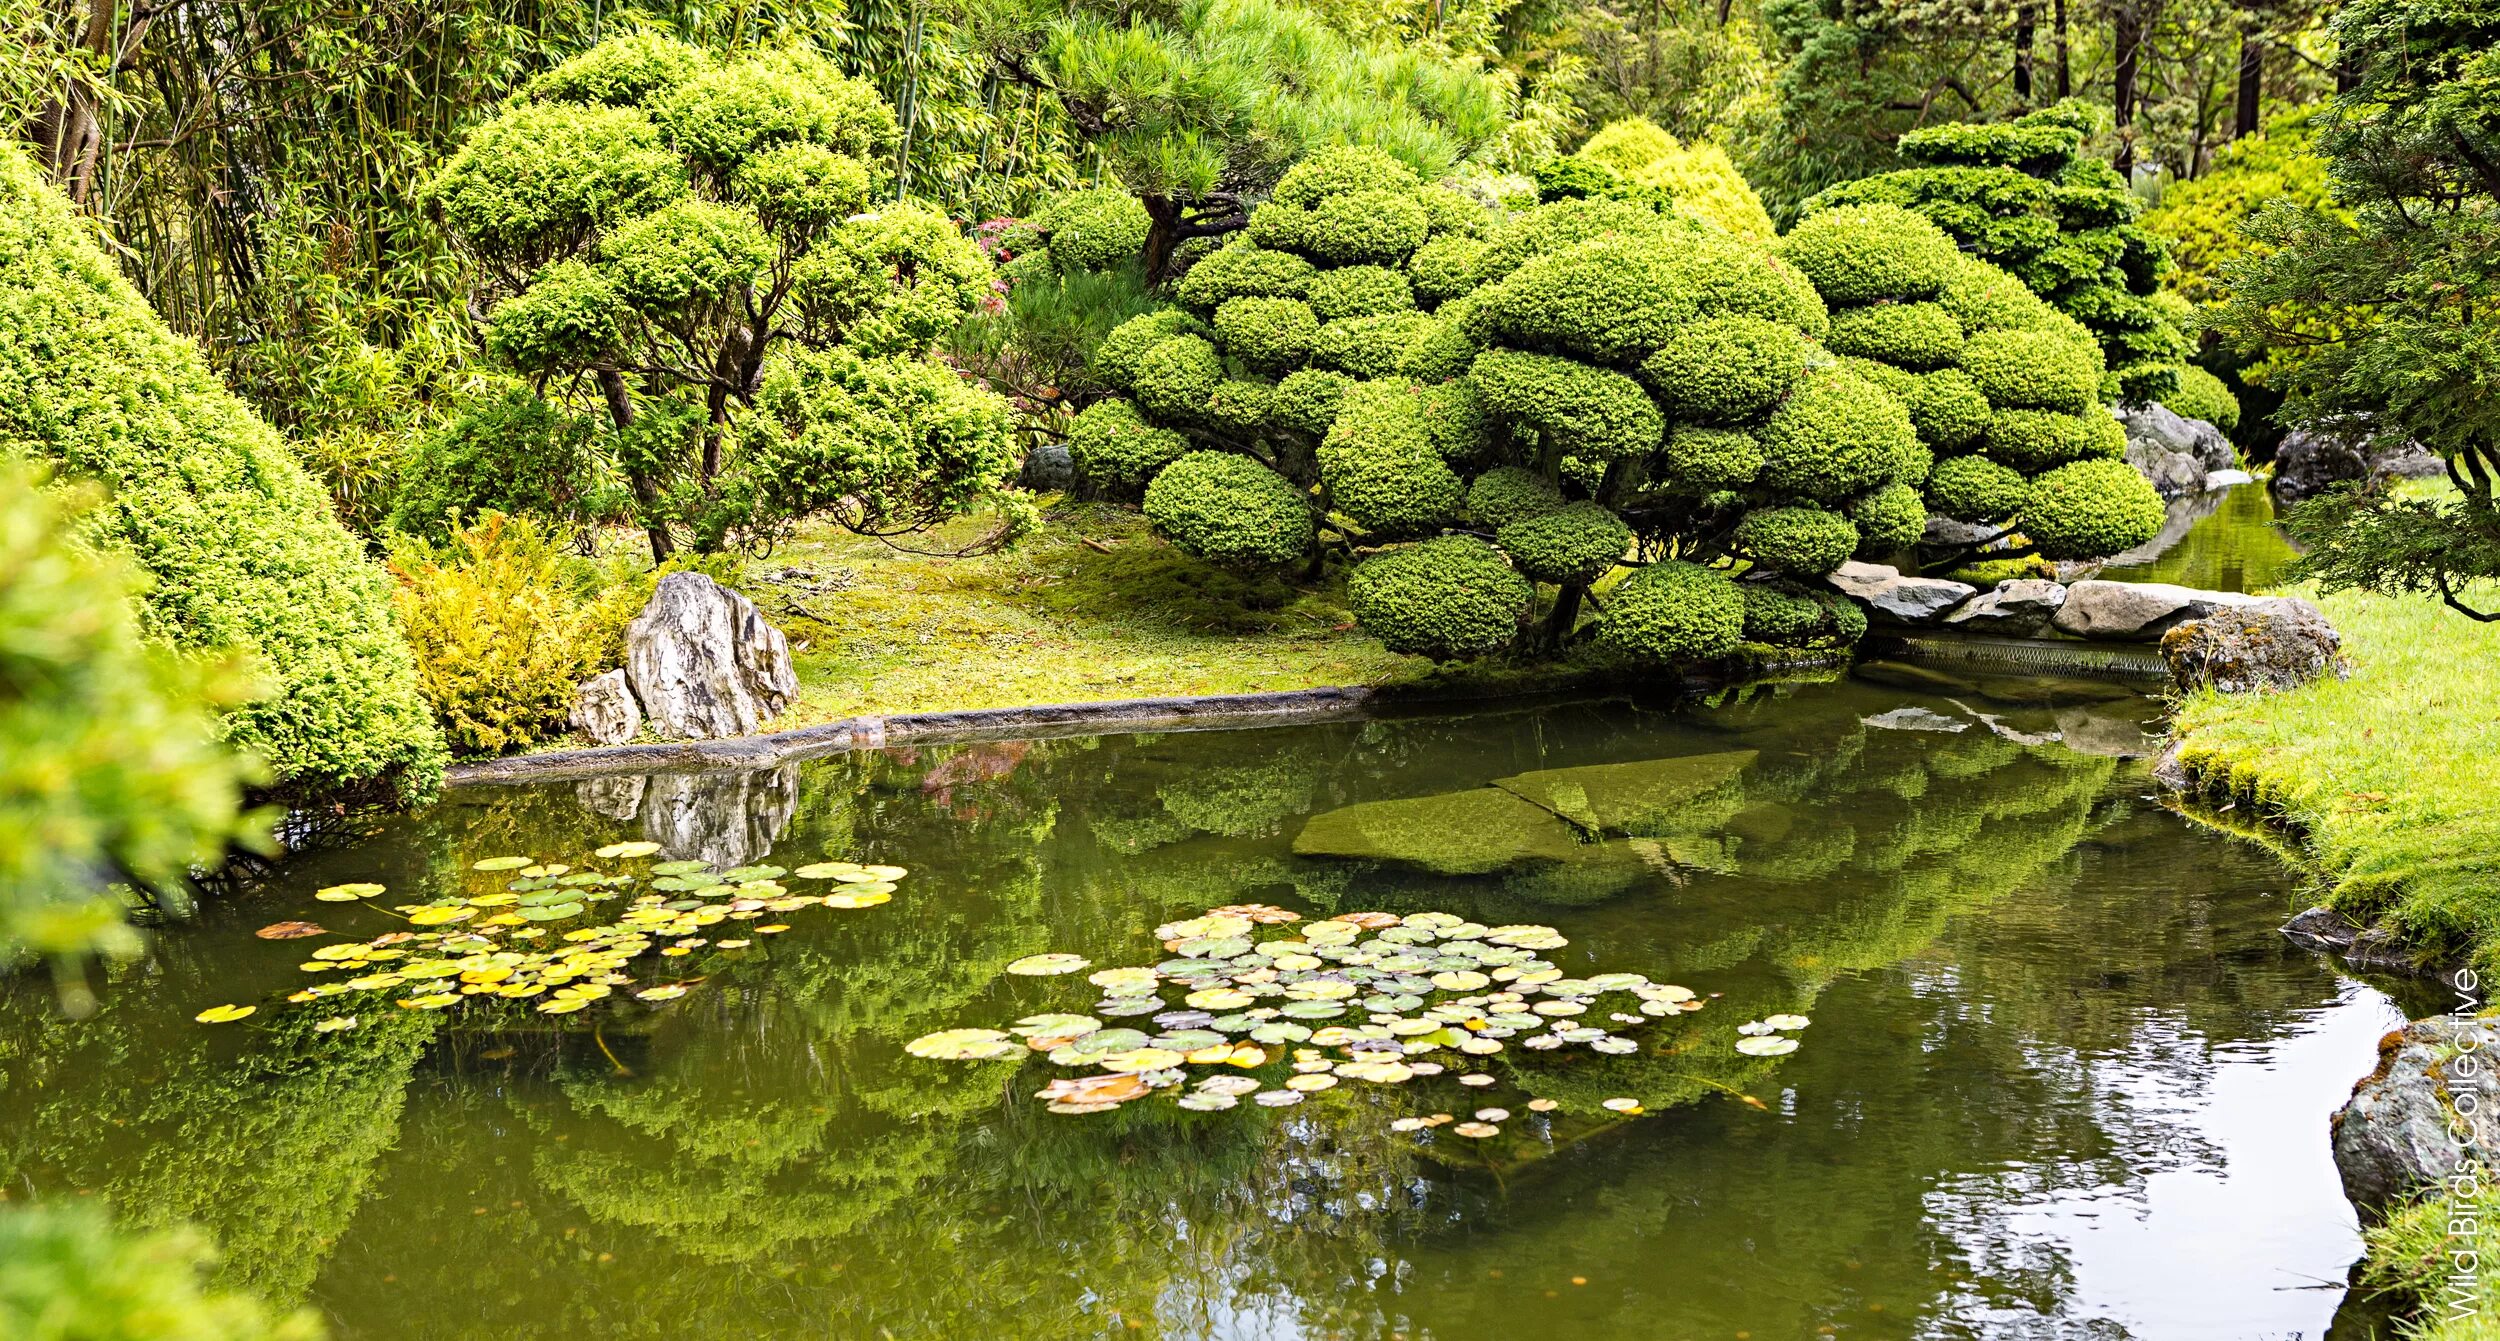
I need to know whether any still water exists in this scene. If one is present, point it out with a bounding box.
[0,675,2406,1339]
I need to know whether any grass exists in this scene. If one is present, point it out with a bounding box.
[2170,582,2500,971]
[725,501,1513,724]
[2358,1176,2500,1340]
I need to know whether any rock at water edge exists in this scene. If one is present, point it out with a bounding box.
[571,668,643,745]
[2050,580,2264,640]
[2333,1014,2500,1216]
[626,572,799,740]
[2161,597,2347,695]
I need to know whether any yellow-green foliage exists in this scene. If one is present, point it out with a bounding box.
[2173,579,2500,973]
[0,142,445,804]
[2358,1177,2500,1341]
[387,514,646,757]
[2144,109,2330,307]
[1574,118,1777,239]
[0,1205,323,1341]
[0,460,259,966]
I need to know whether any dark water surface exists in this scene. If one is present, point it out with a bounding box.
[0,676,2402,1339]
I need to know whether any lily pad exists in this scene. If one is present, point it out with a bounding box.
[1006,953,1091,976]
[908,1029,1020,1060]
[472,856,534,872]
[594,841,664,859]
[313,883,385,902]
[194,1004,255,1024]
[1736,1035,1799,1056]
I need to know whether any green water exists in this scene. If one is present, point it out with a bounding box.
[2101,485,2301,592]
[0,676,2407,1339]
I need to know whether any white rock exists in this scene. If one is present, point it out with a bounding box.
[2049,580,2265,640]
[1862,706,1968,733]
[625,572,799,740]
[2204,468,2256,488]
[1824,561,1978,625]
[571,668,643,746]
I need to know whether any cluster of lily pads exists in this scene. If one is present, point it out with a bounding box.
[194,841,908,1028]
[908,904,1811,1131]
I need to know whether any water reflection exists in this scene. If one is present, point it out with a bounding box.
[0,678,2391,1339]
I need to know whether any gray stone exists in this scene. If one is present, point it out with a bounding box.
[1943,578,2069,634]
[570,668,643,746]
[2161,596,2347,694]
[2052,702,2156,757]
[1862,706,1969,733]
[2333,1014,2500,1215]
[625,572,799,740]
[1921,515,2008,548]
[2205,468,2255,488]
[1825,561,1977,626]
[2049,579,2265,640]
[2273,425,2445,505]
[573,773,647,822]
[1019,442,1075,493]
[1293,787,1584,875]
[2120,402,2233,498]
[638,764,800,870]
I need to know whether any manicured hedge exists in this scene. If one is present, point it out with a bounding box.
[0,144,445,804]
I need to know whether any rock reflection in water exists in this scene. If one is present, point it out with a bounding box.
[571,765,800,868]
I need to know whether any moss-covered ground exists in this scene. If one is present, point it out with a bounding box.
[2170,582,2500,973]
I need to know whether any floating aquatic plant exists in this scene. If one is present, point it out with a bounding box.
[197,852,910,1028]
[906,906,1800,1132]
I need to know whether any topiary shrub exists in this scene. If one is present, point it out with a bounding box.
[1346,536,1533,660]
[2020,458,2171,559]
[1780,205,2166,563]
[1802,101,2190,403]
[1496,502,1633,585]
[388,388,606,540]
[1020,188,1152,272]
[1142,451,1315,566]
[0,143,444,805]
[1738,580,1868,648]
[1052,145,1921,665]
[2162,364,2241,433]
[1602,561,1743,662]
[1549,118,1779,238]
[1065,397,1190,498]
[1735,505,1860,575]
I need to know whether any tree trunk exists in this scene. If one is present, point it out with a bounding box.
[2014,5,2038,103]
[599,368,677,564]
[1543,584,1586,648]
[32,0,118,204]
[2234,29,2264,138]
[2111,0,2148,177]
[2053,0,2072,99]
[1140,194,1183,285]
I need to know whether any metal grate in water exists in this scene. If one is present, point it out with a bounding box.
[1873,633,2171,680]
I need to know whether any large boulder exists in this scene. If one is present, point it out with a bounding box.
[2050,580,2264,640]
[1943,578,2068,635]
[2161,596,2346,694]
[625,572,799,740]
[2333,1014,2500,1216]
[1293,787,1582,875]
[1019,442,1076,493]
[1824,561,1977,626]
[2272,426,2444,505]
[2120,401,2235,499]
[571,668,643,745]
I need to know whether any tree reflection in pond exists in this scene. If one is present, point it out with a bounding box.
[0,677,2392,1338]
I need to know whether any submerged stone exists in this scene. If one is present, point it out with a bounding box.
[1292,787,1584,875]
[1490,751,1757,837]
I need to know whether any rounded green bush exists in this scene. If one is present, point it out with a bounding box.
[1475,233,1695,365]
[1924,453,2029,522]
[1981,407,2123,470]
[1213,296,1320,371]
[1602,561,1743,664]
[1903,368,1992,450]
[1961,328,2101,412]
[1305,265,1417,321]
[2163,364,2241,433]
[1396,311,1482,383]
[1131,334,1225,418]
[1735,505,1860,575]
[1033,187,1151,271]
[1093,308,1212,389]
[1472,196,1669,284]
[1143,451,1314,566]
[1311,312,1437,379]
[1273,368,1355,435]
[1347,536,1532,660]
[1471,347,1664,460]
[1497,501,1633,585]
[489,261,623,372]
[1271,145,1423,209]
[1202,379,1275,433]
[1642,316,1807,423]
[524,32,712,107]
[427,102,687,265]
[1066,397,1189,497]
[1739,580,1867,648]
[735,142,871,236]
[1417,378,1487,462]
[1660,426,1766,490]
[1175,241,1316,312]
[1756,367,1920,502]
[1318,381,1464,534]
[1775,204,1961,306]
[2020,458,2166,559]
[600,198,775,318]
[1681,231,1831,335]
[1825,302,1963,370]
[1300,189,1434,266]
[1408,234,1490,307]
[1848,480,1928,555]
[1467,466,1566,528]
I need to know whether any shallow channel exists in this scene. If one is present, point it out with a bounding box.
[0,674,2412,1339]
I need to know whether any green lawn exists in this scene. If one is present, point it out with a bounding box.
[2170,583,2500,971]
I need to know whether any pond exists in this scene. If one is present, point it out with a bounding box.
[2100,483,2300,593]
[0,675,2413,1339]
